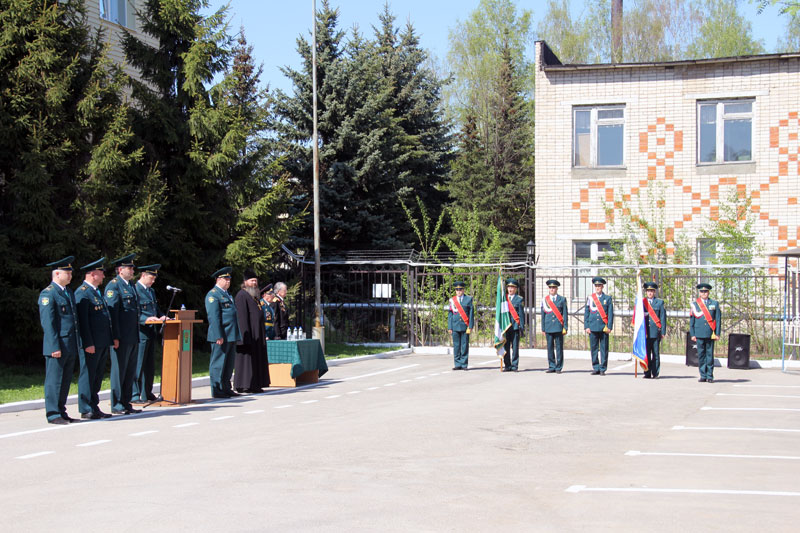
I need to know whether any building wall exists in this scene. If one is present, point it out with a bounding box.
[85,0,159,87]
[534,41,800,275]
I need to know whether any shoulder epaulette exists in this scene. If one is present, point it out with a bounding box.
[110,279,117,284]
[79,286,87,291]
[42,286,53,293]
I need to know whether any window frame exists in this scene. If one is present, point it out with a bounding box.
[572,240,618,301]
[696,99,755,165]
[572,105,626,169]
[100,0,129,28]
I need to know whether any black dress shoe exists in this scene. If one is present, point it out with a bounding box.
[452,367,460,371]
[546,369,556,373]
[48,417,69,425]
[556,370,562,374]
[81,412,101,420]
[591,370,600,375]
[126,408,142,414]
[97,410,112,419]
[706,378,714,383]
[63,416,80,423]
[227,390,240,397]
[147,394,157,401]
[600,371,606,375]
[698,378,707,382]
[112,409,127,415]
[643,374,652,379]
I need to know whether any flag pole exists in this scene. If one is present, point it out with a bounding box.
[635,270,640,378]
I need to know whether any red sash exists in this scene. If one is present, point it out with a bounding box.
[545,296,564,325]
[451,296,469,325]
[591,293,608,325]
[507,294,520,325]
[644,299,662,329]
[695,298,716,331]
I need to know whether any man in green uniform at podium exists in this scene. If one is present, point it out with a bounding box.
[75,257,113,419]
[105,253,141,415]
[584,277,613,375]
[38,256,81,424]
[134,264,167,402]
[447,281,474,370]
[690,283,721,383]
[205,267,242,398]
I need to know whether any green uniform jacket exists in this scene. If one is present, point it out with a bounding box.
[260,298,276,340]
[105,276,140,344]
[205,285,242,343]
[541,294,568,333]
[447,295,475,332]
[508,294,525,334]
[584,293,613,332]
[689,298,721,338]
[75,281,113,349]
[644,298,667,338]
[38,283,80,356]
[135,281,161,340]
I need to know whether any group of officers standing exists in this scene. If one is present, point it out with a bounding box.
[37,255,291,424]
[446,277,722,382]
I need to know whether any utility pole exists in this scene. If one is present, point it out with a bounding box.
[311,0,324,350]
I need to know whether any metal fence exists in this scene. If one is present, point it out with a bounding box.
[284,247,798,358]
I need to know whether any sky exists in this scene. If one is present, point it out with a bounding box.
[202,0,788,94]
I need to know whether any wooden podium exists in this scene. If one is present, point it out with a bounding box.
[158,309,203,405]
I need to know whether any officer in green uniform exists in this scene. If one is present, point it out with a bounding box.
[584,276,613,375]
[503,278,525,372]
[690,282,721,383]
[205,267,242,398]
[105,253,141,415]
[541,279,568,373]
[75,257,113,419]
[260,284,276,341]
[38,256,81,424]
[447,281,474,370]
[643,281,667,379]
[134,264,167,402]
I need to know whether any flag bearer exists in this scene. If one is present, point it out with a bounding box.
[642,281,667,379]
[447,281,474,370]
[690,283,721,383]
[541,279,568,373]
[503,278,525,372]
[584,277,613,375]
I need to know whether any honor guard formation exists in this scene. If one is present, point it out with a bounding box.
[38,255,291,424]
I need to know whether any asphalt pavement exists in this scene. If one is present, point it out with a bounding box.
[1,353,798,532]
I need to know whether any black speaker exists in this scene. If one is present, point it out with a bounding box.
[727,333,751,369]
[685,331,698,367]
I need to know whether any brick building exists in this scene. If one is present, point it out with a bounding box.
[534,40,800,286]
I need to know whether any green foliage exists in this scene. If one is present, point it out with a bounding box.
[688,0,765,58]
[755,0,800,16]
[0,0,142,361]
[776,11,800,51]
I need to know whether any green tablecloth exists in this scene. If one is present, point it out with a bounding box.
[267,339,328,379]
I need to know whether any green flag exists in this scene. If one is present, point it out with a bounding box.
[494,275,512,357]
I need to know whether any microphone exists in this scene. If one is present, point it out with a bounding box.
[166,285,182,292]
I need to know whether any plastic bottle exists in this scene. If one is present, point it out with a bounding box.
[180,304,186,310]
[298,326,304,340]
[292,327,299,340]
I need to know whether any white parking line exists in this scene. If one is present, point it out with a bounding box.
[626,450,800,460]
[673,425,800,433]
[701,407,800,412]
[384,383,396,387]
[717,393,800,399]
[346,391,361,395]
[324,395,341,399]
[734,384,800,389]
[301,400,319,404]
[275,405,292,409]
[173,422,199,428]
[415,376,427,380]
[478,360,498,366]
[0,426,63,440]
[76,439,111,447]
[211,416,234,421]
[339,364,420,381]
[566,485,800,497]
[244,410,264,414]
[609,362,633,372]
[16,451,54,460]
[129,430,158,437]
[366,387,380,390]
[400,380,412,383]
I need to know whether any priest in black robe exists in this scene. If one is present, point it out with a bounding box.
[234,268,269,393]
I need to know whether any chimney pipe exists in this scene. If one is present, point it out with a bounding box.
[612,0,623,63]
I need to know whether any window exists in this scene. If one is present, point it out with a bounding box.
[573,106,625,167]
[697,239,716,265]
[573,241,617,300]
[100,0,128,27]
[698,100,753,164]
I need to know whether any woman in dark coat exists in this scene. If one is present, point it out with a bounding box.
[234,269,269,392]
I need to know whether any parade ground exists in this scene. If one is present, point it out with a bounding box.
[1,352,799,532]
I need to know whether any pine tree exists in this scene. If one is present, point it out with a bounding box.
[0,0,140,361]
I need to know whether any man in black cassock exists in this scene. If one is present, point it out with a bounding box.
[234,268,269,393]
